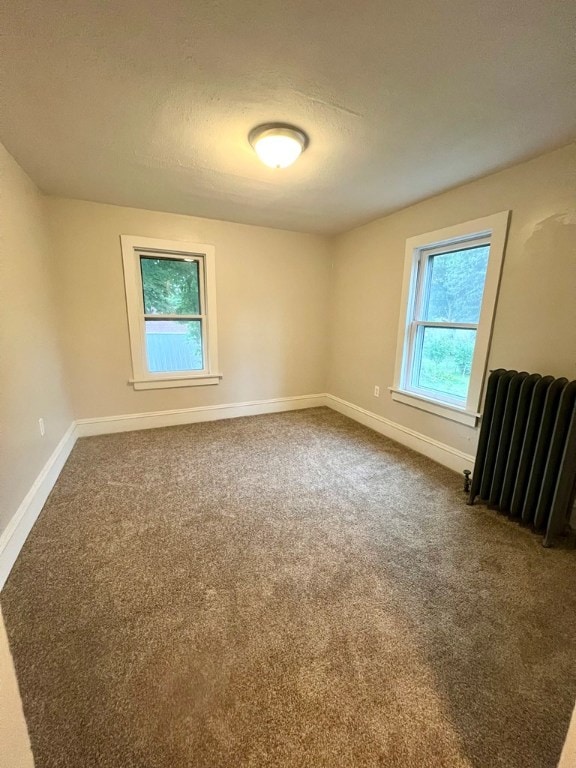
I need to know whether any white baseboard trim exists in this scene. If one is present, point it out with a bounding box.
[74,394,327,437]
[325,394,475,475]
[0,422,77,591]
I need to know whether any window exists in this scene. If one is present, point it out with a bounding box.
[391,212,510,426]
[121,236,220,390]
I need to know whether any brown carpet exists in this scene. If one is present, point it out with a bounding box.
[2,407,576,768]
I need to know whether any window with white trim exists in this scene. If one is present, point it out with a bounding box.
[121,236,220,390]
[391,212,509,426]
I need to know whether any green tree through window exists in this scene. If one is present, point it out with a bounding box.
[140,257,200,315]
[426,246,489,323]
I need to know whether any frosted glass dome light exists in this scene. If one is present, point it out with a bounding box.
[249,124,309,169]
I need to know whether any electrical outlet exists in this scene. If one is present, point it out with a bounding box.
[373,385,380,397]
[39,417,45,437]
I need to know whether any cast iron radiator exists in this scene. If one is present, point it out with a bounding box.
[468,368,576,546]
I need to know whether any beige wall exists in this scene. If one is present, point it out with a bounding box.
[46,199,331,419]
[328,143,576,457]
[0,608,34,768]
[0,144,72,537]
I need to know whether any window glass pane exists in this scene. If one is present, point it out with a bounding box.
[422,245,489,323]
[140,257,200,315]
[145,320,203,373]
[413,327,476,400]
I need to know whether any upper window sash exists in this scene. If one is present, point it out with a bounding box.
[418,235,491,259]
[137,250,206,323]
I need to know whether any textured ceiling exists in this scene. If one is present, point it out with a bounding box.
[0,0,575,234]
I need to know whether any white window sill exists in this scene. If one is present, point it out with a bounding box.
[389,388,479,427]
[130,374,223,390]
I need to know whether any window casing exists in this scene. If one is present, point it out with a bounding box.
[391,212,510,426]
[121,236,220,390]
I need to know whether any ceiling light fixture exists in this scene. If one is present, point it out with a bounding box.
[249,123,309,169]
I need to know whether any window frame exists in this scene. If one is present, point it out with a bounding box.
[390,211,510,427]
[121,235,221,390]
